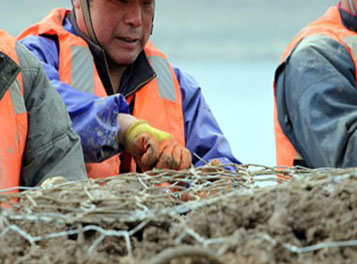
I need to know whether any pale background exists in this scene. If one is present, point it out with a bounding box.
[2,0,340,165]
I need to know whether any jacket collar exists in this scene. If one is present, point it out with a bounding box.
[67,12,155,97]
[339,7,357,32]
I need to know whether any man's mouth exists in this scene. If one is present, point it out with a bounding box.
[118,37,138,43]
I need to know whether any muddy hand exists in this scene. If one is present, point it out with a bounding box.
[124,120,192,171]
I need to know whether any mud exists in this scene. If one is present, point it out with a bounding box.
[0,167,356,264]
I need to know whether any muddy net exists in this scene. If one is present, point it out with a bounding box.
[0,164,356,264]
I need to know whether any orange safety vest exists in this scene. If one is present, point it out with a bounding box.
[274,7,357,168]
[0,31,28,190]
[19,8,185,178]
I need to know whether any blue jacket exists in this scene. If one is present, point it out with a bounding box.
[20,17,240,168]
[275,7,357,168]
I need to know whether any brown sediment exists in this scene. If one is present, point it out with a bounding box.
[0,165,356,263]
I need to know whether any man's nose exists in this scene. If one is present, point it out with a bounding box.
[125,2,142,27]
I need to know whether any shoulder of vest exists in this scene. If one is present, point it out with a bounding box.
[0,31,19,63]
[303,7,347,35]
[279,7,348,64]
[19,8,71,38]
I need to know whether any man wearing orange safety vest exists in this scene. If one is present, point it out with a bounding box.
[19,0,239,178]
[0,30,87,190]
[274,0,357,168]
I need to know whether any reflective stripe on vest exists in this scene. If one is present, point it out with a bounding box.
[0,31,27,190]
[71,46,95,94]
[149,56,177,102]
[18,8,185,178]
[9,79,26,114]
[274,7,357,168]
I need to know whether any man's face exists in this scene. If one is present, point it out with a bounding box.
[77,0,155,67]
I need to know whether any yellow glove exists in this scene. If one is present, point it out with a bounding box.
[124,120,192,171]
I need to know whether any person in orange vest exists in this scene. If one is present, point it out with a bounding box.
[0,30,87,190]
[18,0,239,178]
[274,0,357,168]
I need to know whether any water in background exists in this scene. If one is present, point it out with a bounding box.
[2,0,339,165]
[173,60,276,165]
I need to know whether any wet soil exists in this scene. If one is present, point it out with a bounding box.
[0,174,356,264]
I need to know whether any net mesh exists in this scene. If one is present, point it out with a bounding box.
[0,164,356,263]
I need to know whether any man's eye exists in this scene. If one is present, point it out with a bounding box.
[143,0,153,6]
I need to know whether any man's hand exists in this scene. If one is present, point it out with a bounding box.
[124,120,192,171]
